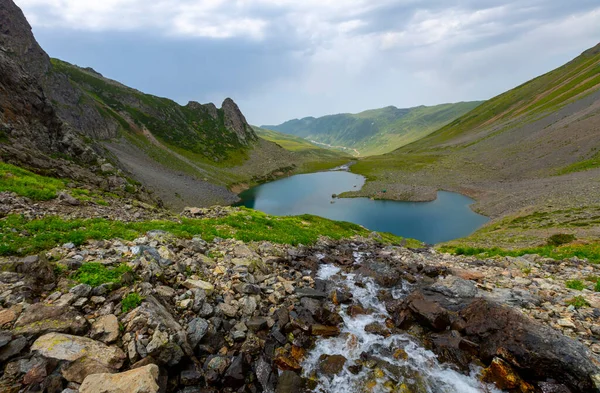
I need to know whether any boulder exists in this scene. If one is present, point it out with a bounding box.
[90,314,120,343]
[460,299,600,392]
[187,317,209,348]
[13,304,88,336]
[31,333,126,370]
[61,357,114,383]
[80,364,160,393]
[318,354,347,375]
[276,370,304,393]
[431,276,477,298]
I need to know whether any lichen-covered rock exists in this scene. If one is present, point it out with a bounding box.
[13,304,88,337]
[31,333,126,370]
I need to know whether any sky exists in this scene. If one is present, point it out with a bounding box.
[15,0,600,125]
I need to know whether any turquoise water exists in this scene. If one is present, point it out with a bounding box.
[237,171,488,244]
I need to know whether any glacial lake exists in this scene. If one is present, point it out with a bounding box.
[237,170,489,244]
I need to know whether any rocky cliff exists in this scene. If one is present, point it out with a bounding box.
[0,0,268,209]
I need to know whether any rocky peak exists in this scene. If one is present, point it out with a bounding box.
[221,98,257,145]
[0,0,50,78]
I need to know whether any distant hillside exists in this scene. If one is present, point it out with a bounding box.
[346,42,600,250]
[262,102,482,156]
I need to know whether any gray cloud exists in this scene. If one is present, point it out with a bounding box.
[16,0,600,124]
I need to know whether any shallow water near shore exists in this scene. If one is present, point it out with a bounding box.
[237,171,488,244]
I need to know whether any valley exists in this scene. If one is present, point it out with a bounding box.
[1,0,600,392]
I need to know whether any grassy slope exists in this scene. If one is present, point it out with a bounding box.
[349,44,600,254]
[51,60,348,194]
[263,102,482,156]
[0,163,421,255]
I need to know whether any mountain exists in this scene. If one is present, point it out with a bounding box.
[262,101,482,156]
[346,42,600,249]
[0,0,345,209]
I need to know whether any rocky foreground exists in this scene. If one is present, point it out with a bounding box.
[0,205,599,392]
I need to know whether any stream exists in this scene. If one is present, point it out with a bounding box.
[301,253,503,393]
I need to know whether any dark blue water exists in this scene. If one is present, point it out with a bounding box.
[237,171,488,244]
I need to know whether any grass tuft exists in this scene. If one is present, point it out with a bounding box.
[73,262,132,287]
[567,295,590,309]
[121,292,144,313]
[566,280,585,291]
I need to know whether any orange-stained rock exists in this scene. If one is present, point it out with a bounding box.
[481,357,535,393]
[274,347,302,372]
[310,324,340,337]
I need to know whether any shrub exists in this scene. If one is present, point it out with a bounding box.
[547,233,576,246]
[73,263,132,287]
[122,293,143,313]
[567,295,589,309]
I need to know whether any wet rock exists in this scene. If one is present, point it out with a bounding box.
[296,288,327,299]
[80,364,159,393]
[276,370,304,393]
[13,304,88,336]
[357,260,401,287]
[481,357,535,392]
[90,314,119,343]
[310,324,340,337]
[31,333,126,370]
[461,299,600,392]
[274,347,302,371]
[364,322,390,337]
[318,354,347,375]
[399,292,451,331]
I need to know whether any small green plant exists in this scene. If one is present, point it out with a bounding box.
[121,292,143,313]
[521,267,532,275]
[566,280,585,290]
[547,233,576,247]
[595,280,600,292]
[567,295,590,309]
[73,263,132,287]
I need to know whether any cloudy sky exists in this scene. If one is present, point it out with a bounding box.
[15,0,600,125]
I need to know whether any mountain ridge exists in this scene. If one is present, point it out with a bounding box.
[262,101,482,156]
